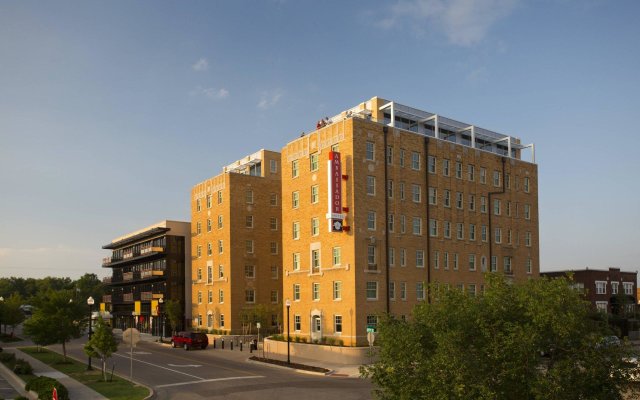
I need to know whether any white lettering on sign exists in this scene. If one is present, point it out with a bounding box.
[327,151,343,232]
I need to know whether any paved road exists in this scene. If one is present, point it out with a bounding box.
[55,338,373,400]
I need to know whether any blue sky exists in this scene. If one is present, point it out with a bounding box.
[1,0,639,279]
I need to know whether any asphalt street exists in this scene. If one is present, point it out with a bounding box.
[55,338,373,400]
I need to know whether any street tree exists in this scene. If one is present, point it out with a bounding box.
[1,293,25,336]
[84,316,118,381]
[361,274,640,400]
[164,299,183,334]
[23,289,85,361]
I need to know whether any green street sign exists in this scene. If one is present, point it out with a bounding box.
[367,327,375,333]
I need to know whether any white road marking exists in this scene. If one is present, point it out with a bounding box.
[112,352,204,380]
[156,375,265,388]
[167,363,202,367]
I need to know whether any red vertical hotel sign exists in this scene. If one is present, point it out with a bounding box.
[328,151,343,232]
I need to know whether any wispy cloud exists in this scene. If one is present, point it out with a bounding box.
[190,86,229,100]
[192,58,209,71]
[257,89,283,110]
[379,0,518,46]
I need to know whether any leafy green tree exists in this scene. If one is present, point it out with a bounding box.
[164,299,183,334]
[2,293,25,336]
[23,289,85,361]
[84,316,118,381]
[362,275,640,400]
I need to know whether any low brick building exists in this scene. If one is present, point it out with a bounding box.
[541,268,637,314]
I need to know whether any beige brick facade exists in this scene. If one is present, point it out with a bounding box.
[190,150,282,334]
[281,97,539,346]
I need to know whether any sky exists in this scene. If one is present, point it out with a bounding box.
[1,0,639,280]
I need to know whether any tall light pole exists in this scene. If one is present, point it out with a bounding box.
[158,297,164,342]
[0,296,4,335]
[87,296,95,371]
[285,299,291,364]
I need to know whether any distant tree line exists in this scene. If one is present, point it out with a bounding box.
[0,273,104,305]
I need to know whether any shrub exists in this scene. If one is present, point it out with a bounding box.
[326,337,335,346]
[0,352,15,363]
[25,376,69,400]
[338,339,344,346]
[294,336,300,343]
[13,359,33,375]
[301,337,308,343]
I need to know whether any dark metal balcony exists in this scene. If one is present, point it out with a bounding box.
[102,247,165,268]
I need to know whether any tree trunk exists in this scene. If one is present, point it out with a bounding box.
[62,340,67,361]
[102,358,107,381]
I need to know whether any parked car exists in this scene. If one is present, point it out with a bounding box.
[171,331,208,350]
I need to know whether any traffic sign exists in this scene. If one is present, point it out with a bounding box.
[366,327,375,333]
[367,331,376,346]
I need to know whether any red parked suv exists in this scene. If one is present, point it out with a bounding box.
[171,331,209,350]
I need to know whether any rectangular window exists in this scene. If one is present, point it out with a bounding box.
[196,198,201,212]
[293,284,301,301]
[400,215,406,233]
[596,302,608,312]
[207,266,213,283]
[389,282,396,300]
[612,282,619,295]
[387,179,394,198]
[244,265,255,279]
[444,190,451,207]
[524,204,531,220]
[332,247,341,266]
[270,193,278,206]
[526,258,532,274]
[366,141,375,161]
[433,250,439,269]
[444,252,449,270]
[456,192,463,209]
[366,281,378,300]
[506,201,511,217]
[623,282,633,295]
[271,290,278,303]
[293,253,300,271]
[428,187,437,205]
[442,159,450,176]
[416,282,425,301]
[334,315,343,333]
[503,257,512,274]
[294,315,301,331]
[218,215,223,229]
[495,228,502,244]
[207,242,212,256]
[197,291,202,304]
[491,256,497,272]
[292,221,300,240]
[400,282,407,300]
[270,217,278,230]
[596,281,607,295]
[416,250,424,268]
[367,176,376,195]
[505,174,511,189]
[218,289,224,303]
[271,266,278,279]
[400,248,406,267]
[469,224,476,241]
[456,223,464,240]
[311,249,320,273]
[245,289,255,303]
[245,240,254,254]
[367,245,376,268]
[455,162,462,179]
[494,199,501,216]
[367,211,376,230]
[479,168,486,184]
[245,215,254,228]
[207,218,212,232]
[469,254,476,271]
[429,219,438,237]
[206,194,212,208]
[525,231,532,247]
[507,229,512,244]
[310,153,319,171]
[493,171,501,187]
[270,241,278,255]
[292,191,299,208]
[196,245,202,258]
[311,217,319,236]
[480,196,487,213]
[312,283,320,301]
[444,221,451,239]
[246,190,254,204]
[400,149,405,167]
[399,182,405,200]
[311,185,319,204]
[366,315,379,331]
[333,281,342,300]
[388,247,395,266]
[270,159,278,173]
[412,184,421,203]
[217,190,223,204]
[411,152,421,170]
[292,160,299,178]
[219,314,225,328]
[468,164,475,181]
[428,155,436,173]
[196,222,201,235]
[413,217,422,235]
[386,146,393,164]
[454,253,459,270]
[218,264,224,279]
[524,177,530,193]
[467,284,477,297]
[481,225,488,242]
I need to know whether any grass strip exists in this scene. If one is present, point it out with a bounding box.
[19,347,149,400]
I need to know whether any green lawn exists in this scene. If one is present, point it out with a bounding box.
[19,347,149,400]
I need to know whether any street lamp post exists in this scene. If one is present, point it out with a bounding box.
[87,296,95,371]
[285,299,291,364]
[158,297,164,342]
[0,296,4,335]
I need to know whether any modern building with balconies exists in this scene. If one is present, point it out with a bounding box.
[101,220,191,334]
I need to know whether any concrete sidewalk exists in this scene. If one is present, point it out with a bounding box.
[2,348,107,400]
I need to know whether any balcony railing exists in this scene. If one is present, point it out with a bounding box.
[102,247,166,267]
[140,291,153,301]
[102,277,112,283]
[102,295,112,303]
[123,293,134,302]
[123,272,134,281]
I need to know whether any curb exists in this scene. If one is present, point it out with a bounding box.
[0,350,38,400]
[245,357,334,376]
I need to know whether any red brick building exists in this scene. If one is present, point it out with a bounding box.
[541,268,637,314]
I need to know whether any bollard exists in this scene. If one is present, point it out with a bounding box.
[213,339,216,349]
[230,341,234,350]
[250,343,253,353]
[221,338,225,349]
[240,342,243,352]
